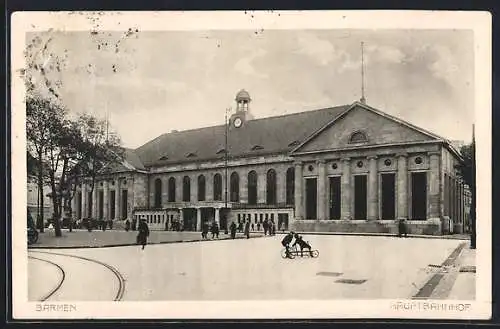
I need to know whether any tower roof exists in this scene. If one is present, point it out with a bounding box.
[235,89,251,101]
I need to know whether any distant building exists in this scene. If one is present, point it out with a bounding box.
[71,90,470,235]
[27,175,53,223]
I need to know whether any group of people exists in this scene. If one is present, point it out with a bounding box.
[201,221,219,239]
[281,231,313,258]
[236,218,277,236]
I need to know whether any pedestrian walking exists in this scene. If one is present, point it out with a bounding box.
[137,219,150,250]
[211,222,219,239]
[251,223,255,232]
[270,220,276,236]
[244,220,250,239]
[125,219,130,232]
[263,219,268,235]
[397,219,408,238]
[230,222,237,239]
[257,222,261,231]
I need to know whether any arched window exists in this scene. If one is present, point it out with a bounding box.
[198,175,206,201]
[248,171,258,205]
[154,178,162,208]
[349,131,368,144]
[182,176,191,202]
[266,169,277,205]
[213,173,222,201]
[168,177,176,202]
[230,172,240,202]
[286,167,295,205]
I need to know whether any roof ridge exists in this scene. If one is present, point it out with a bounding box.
[247,104,350,123]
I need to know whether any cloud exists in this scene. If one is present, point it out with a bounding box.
[295,32,337,66]
[234,48,269,79]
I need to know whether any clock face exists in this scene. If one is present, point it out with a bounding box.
[234,118,242,128]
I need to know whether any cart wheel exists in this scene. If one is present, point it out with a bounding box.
[311,250,319,258]
[288,251,296,259]
[281,249,288,259]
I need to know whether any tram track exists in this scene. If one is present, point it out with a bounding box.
[28,255,66,301]
[29,250,126,301]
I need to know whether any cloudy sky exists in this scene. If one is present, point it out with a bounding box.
[27,28,474,148]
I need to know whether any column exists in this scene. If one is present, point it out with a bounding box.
[71,192,77,220]
[240,170,248,204]
[206,173,214,202]
[191,174,198,204]
[341,158,351,220]
[161,178,168,206]
[215,208,220,226]
[294,161,304,220]
[276,167,286,205]
[81,183,87,218]
[103,180,109,221]
[196,208,202,231]
[92,185,98,219]
[317,160,327,221]
[428,151,441,219]
[367,155,378,220]
[115,179,121,220]
[128,178,134,220]
[258,169,266,204]
[397,152,408,220]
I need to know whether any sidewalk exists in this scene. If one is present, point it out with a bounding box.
[447,247,476,300]
[29,229,266,249]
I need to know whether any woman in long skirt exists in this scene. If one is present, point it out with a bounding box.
[137,219,150,250]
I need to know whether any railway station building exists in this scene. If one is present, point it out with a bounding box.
[71,89,469,235]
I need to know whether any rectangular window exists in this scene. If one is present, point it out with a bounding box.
[305,178,318,219]
[98,191,104,219]
[122,190,128,219]
[411,172,427,220]
[381,173,396,220]
[329,177,341,220]
[354,175,367,220]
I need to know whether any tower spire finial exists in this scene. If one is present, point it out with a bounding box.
[360,41,366,104]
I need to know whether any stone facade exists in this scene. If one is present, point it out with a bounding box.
[73,93,469,235]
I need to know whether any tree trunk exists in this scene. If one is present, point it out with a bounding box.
[50,176,62,237]
[37,154,44,233]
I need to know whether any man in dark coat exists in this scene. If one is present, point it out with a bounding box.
[281,231,294,258]
[263,219,269,235]
[137,219,150,250]
[230,222,237,239]
[244,220,250,239]
[398,219,408,238]
[202,222,209,239]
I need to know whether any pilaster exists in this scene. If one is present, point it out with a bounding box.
[341,157,352,220]
[397,152,408,220]
[367,155,378,220]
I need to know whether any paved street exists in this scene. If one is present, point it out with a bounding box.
[28,235,474,301]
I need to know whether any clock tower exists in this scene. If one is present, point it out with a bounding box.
[230,89,253,129]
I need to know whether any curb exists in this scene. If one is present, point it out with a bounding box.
[28,234,268,250]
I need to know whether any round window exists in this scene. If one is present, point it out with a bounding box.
[384,159,392,166]
[415,157,423,165]
[308,165,314,172]
[332,163,338,170]
[357,161,363,168]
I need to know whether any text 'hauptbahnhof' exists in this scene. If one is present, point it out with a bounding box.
[67,89,471,235]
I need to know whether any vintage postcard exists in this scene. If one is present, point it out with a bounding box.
[11,10,491,320]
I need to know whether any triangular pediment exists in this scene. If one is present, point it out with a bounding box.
[293,102,443,153]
